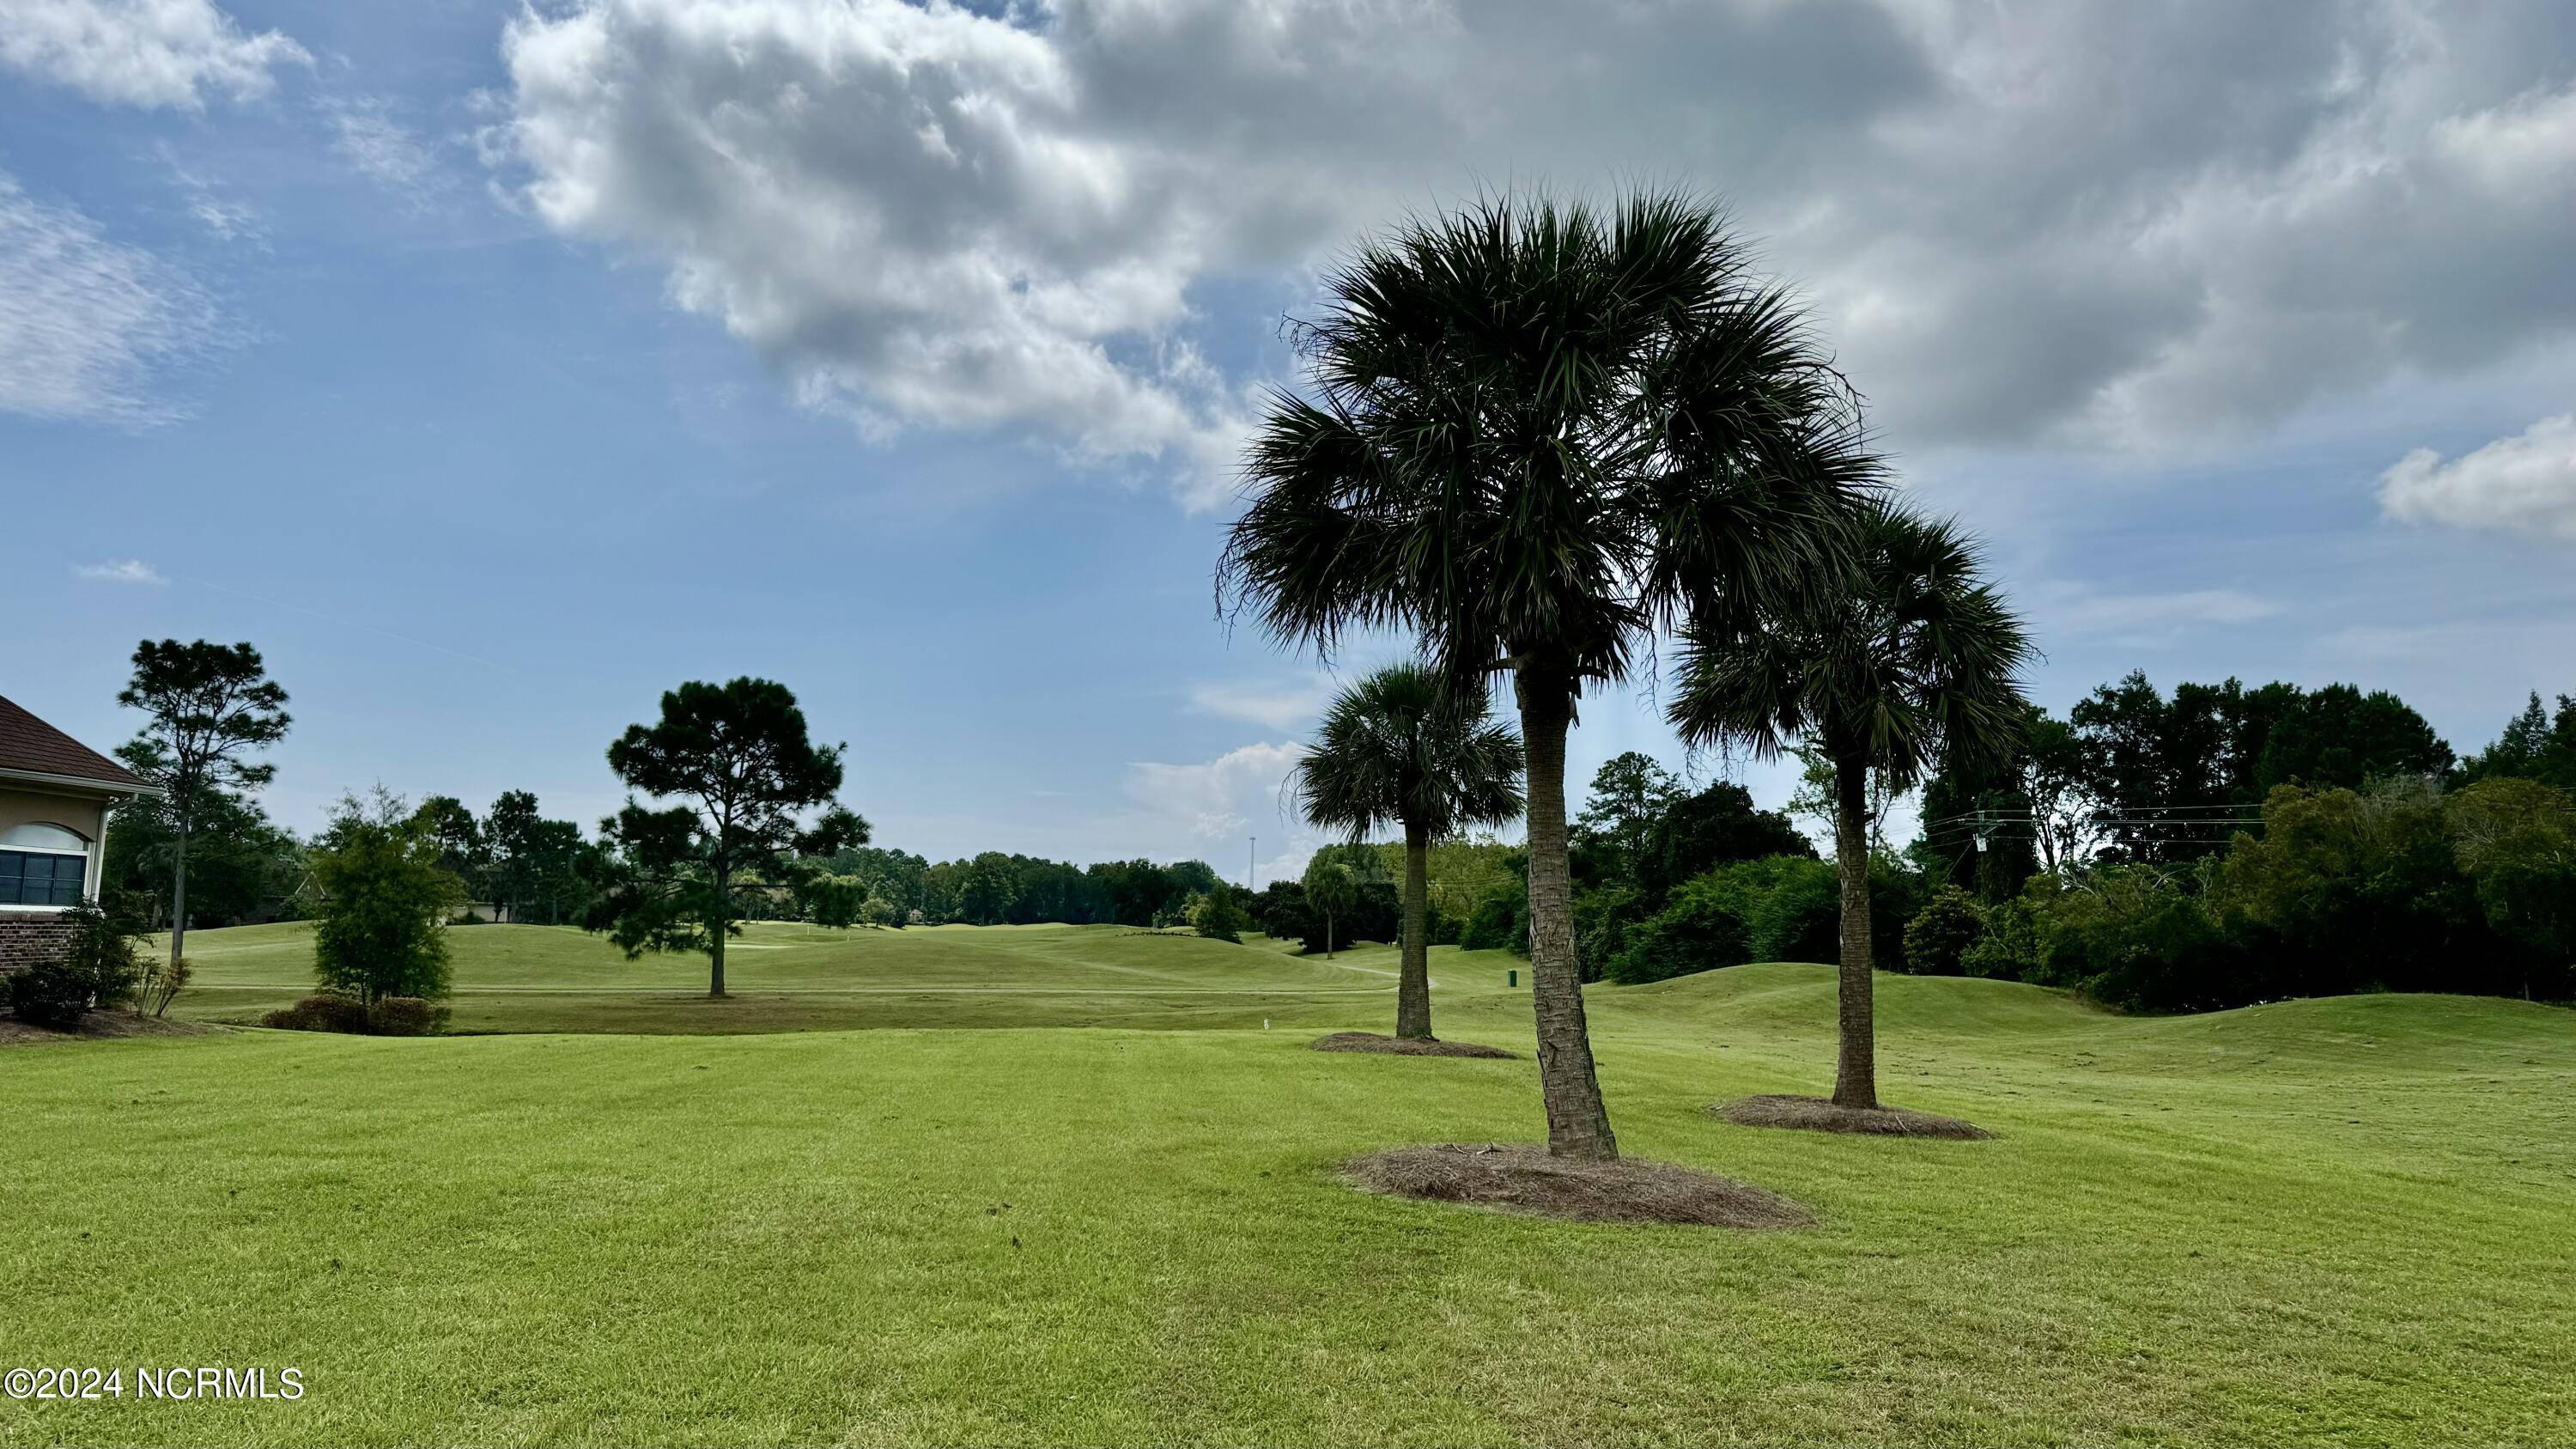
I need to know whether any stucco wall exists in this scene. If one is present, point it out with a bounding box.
[0,787,110,843]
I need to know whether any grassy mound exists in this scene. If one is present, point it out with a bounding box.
[1345,1143,1810,1227]
[158,921,1518,1034]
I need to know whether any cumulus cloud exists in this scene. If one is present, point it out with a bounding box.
[494,0,1263,502]
[0,0,307,109]
[2379,414,2576,542]
[1125,740,1307,841]
[74,559,167,584]
[489,1,2576,499]
[0,176,223,423]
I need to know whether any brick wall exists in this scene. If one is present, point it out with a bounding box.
[0,915,79,976]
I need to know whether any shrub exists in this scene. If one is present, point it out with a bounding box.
[1571,882,1639,981]
[134,953,193,1018]
[1959,895,2040,979]
[1425,901,1463,947]
[1458,884,1522,953]
[311,788,463,1005]
[2446,776,2576,998]
[2038,865,2246,1011]
[1606,856,1801,983]
[8,901,144,1027]
[9,959,98,1028]
[1747,857,1841,964]
[1247,880,1314,943]
[262,993,372,1033]
[364,996,448,1036]
[1868,855,1931,967]
[1904,887,1984,975]
[1189,885,1253,944]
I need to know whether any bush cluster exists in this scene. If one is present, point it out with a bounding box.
[1188,885,1254,943]
[260,993,449,1035]
[1603,855,1923,984]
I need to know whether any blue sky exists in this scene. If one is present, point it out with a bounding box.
[7,0,2574,882]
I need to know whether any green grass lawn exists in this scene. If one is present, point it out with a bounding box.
[163,921,1493,1033]
[6,927,2574,1446]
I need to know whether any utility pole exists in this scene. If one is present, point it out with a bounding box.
[1249,836,1257,892]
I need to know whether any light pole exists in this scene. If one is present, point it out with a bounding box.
[1249,836,1257,892]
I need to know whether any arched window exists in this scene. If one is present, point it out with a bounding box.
[0,821,90,908]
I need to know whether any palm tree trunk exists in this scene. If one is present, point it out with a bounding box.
[1396,822,1432,1039]
[1518,674,1619,1160]
[1832,751,1879,1110]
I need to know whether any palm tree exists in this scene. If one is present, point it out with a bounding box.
[1221,191,1878,1160]
[1297,664,1525,1041]
[1669,497,2032,1110]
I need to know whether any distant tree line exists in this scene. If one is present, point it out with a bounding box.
[1896,673,2573,1011]
[1913,673,2459,892]
[1365,671,2576,1022]
[807,848,1227,928]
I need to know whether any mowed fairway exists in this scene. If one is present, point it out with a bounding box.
[164,921,1476,1032]
[6,931,2576,1446]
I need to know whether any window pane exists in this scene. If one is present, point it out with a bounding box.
[0,850,85,907]
[44,854,83,905]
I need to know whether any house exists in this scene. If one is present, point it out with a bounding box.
[0,694,158,974]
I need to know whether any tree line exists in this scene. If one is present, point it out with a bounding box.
[806,848,1228,930]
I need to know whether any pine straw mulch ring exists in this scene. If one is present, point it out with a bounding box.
[1343,1143,1813,1228]
[1715,1093,1994,1140]
[1308,1032,1516,1059]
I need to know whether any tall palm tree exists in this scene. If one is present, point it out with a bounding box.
[1221,191,1878,1160]
[1297,664,1525,1041]
[1669,497,2032,1110]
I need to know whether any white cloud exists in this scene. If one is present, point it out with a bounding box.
[493,0,1260,504]
[0,175,223,423]
[2379,414,2576,542]
[74,558,167,584]
[160,146,262,243]
[1183,677,1328,731]
[1125,740,1308,841]
[321,95,441,202]
[2027,581,2282,648]
[0,0,307,109]
[489,1,2576,502]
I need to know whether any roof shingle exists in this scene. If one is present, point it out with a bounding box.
[0,695,151,791]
